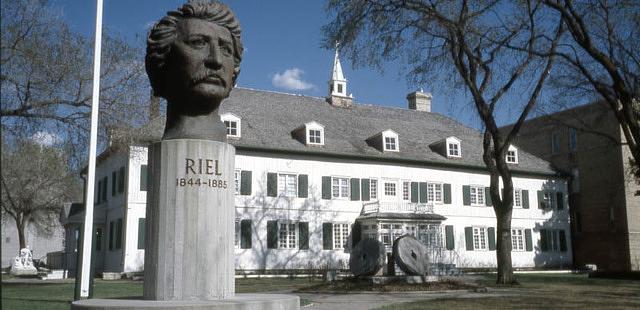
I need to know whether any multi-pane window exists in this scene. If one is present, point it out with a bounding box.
[473,227,488,250]
[370,179,378,199]
[277,173,297,197]
[384,182,396,196]
[418,224,442,248]
[470,186,485,205]
[402,181,410,201]
[427,183,443,203]
[569,128,577,152]
[514,189,523,208]
[540,229,566,252]
[448,142,460,157]
[511,228,524,251]
[224,120,238,136]
[278,222,297,249]
[234,169,241,195]
[332,177,349,198]
[333,223,349,250]
[308,129,322,144]
[506,149,517,163]
[384,137,397,151]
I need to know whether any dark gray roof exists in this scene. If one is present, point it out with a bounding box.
[142,87,557,175]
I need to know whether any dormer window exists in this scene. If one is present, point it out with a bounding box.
[220,113,241,138]
[382,130,399,152]
[304,121,324,146]
[446,137,461,158]
[506,145,518,164]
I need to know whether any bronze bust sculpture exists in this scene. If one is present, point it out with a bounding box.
[146,0,243,141]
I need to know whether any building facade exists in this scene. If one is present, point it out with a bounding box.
[66,52,572,275]
[512,103,639,271]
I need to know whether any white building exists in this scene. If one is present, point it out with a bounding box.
[65,51,572,275]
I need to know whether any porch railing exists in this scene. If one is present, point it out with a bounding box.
[361,201,434,215]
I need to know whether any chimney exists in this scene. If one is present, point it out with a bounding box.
[149,90,160,120]
[407,90,432,112]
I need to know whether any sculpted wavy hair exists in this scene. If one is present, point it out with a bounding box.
[145,1,243,98]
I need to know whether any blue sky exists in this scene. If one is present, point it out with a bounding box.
[48,0,560,130]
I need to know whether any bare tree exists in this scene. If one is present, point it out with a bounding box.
[1,141,78,249]
[0,0,148,165]
[323,0,561,284]
[540,0,640,191]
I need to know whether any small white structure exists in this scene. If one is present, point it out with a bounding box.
[11,247,38,276]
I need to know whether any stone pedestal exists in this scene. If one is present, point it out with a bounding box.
[71,294,300,310]
[144,139,235,300]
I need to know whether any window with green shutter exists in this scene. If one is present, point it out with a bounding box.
[267,173,277,197]
[109,221,114,250]
[267,221,278,249]
[556,192,564,210]
[462,185,471,206]
[298,174,308,198]
[118,167,125,193]
[540,229,549,251]
[443,184,452,204]
[298,222,309,250]
[321,176,331,199]
[410,182,419,203]
[485,187,492,206]
[522,190,530,209]
[350,178,360,201]
[102,177,108,202]
[445,225,455,250]
[115,218,123,249]
[240,219,252,249]
[525,229,533,251]
[418,182,427,203]
[140,165,148,191]
[137,218,146,249]
[361,179,370,201]
[112,171,117,196]
[464,227,474,251]
[559,230,567,252]
[95,228,103,251]
[240,170,252,195]
[323,223,333,250]
[488,227,496,250]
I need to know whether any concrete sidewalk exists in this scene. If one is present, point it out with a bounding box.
[297,289,515,310]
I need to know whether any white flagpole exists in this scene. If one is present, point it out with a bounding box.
[78,0,104,299]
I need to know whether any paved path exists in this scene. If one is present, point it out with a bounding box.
[296,289,515,310]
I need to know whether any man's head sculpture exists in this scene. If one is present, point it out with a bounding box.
[146,0,243,140]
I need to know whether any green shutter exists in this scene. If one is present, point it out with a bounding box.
[485,187,492,206]
[267,221,278,249]
[102,177,108,202]
[140,165,148,191]
[240,170,252,195]
[537,190,544,209]
[559,230,567,252]
[109,221,114,250]
[241,219,252,249]
[463,185,471,206]
[556,192,564,210]
[95,228,102,251]
[488,227,496,250]
[419,182,428,203]
[522,190,530,209]
[525,229,533,251]
[137,218,146,249]
[361,179,370,201]
[323,223,333,250]
[443,184,452,204]
[465,227,474,251]
[95,180,101,204]
[352,222,362,247]
[445,225,454,250]
[118,167,125,193]
[350,178,360,201]
[298,174,308,198]
[267,173,277,197]
[321,176,332,199]
[410,182,419,203]
[112,171,117,196]
[298,222,309,250]
[540,229,549,251]
[115,218,122,249]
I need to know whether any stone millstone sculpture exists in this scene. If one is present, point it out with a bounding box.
[393,235,430,275]
[349,238,386,277]
[10,247,38,276]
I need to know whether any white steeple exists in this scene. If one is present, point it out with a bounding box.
[329,43,348,98]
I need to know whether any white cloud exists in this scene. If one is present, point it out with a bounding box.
[31,131,62,147]
[271,68,315,91]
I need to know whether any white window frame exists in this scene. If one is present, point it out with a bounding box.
[278,221,297,249]
[220,113,241,138]
[472,226,488,251]
[370,179,378,200]
[277,173,298,198]
[331,177,350,199]
[511,228,525,251]
[427,182,443,204]
[381,130,399,152]
[470,185,485,206]
[402,181,410,201]
[383,181,397,197]
[332,223,350,250]
[305,121,324,146]
[446,137,462,158]
[506,145,518,164]
[513,188,523,208]
[234,169,241,195]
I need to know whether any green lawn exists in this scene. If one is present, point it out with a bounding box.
[377,273,640,310]
[1,277,318,310]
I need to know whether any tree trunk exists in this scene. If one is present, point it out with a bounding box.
[495,207,515,284]
[16,220,26,249]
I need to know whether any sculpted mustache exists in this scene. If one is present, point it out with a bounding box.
[190,71,226,86]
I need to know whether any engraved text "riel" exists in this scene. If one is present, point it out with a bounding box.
[185,158,223,176]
